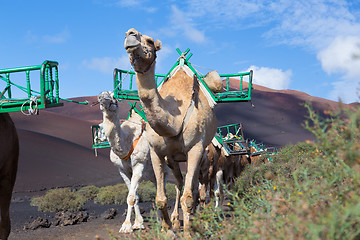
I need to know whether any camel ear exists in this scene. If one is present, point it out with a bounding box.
[155,40,162,51]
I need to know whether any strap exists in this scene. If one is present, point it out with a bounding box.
[123,120,146,161]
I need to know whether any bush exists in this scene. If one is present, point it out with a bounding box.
[77,185,99,200]
[94,184,128,205]
[31,188,87,212]
[131,104,360,239]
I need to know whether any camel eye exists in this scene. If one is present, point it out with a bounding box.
[146,39,154,45]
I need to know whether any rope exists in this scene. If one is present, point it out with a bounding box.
[113,65,134,93]
[191,63,215,76]
[21,96,39,116]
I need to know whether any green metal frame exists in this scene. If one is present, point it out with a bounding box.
[248,139,278,162]
[0,60,63,113]
[91,124,111,149]
[215,123,249,155]
[113,48,253,103]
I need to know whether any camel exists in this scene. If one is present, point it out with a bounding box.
[199,138,251,208]
[124,28,218,232]
[0,113,19,240]
[97,91,183,233]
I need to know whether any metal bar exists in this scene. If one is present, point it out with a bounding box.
[0,65,41,74]
[130,74,133,90]
[26,70,31,98]
[49,67,54,103]
[226,77,229,92]
[55,66,59,103]
[240,75,243,92]
[6,73,11,98]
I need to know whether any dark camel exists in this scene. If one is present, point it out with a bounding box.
[0,113,19,240]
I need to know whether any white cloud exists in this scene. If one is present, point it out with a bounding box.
[95,0,157,13]
[25,28,70,44]
[43,28,70,44]
[317,35,360,102]
[169,5,206,44]
[317,35,360,78]
[82,56,130,74]
[247,65,292,90]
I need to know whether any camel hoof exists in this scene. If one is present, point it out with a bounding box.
[119,222,133,233]
[172,219,181,231]
[166,229,177,239]
[132,222,145,230]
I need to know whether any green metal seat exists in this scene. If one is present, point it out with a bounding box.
[0,61,63,113]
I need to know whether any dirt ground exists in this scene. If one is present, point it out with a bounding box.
[9,192,177,240]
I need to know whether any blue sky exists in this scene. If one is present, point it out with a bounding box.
[1,0,360,103]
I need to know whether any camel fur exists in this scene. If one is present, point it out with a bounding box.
[124,28,218,232]
[98,92,182,233]
[0,113,19,240]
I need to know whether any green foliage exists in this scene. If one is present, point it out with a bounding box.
[94,184,128,205]
[31,181,178,212]
[138,181,157,202]
[30,188,87,212]
[76,185,99,200]
[136,104,360,239]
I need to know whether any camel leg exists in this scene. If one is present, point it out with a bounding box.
[150,149,171,230]
[0,163,17,240]
[214,169,224,208]
[118,169,135,233]
[130,163,145,231]
[199,181,207,207]
[0,180,12,240]
[166,159,183,231]
[209,175,215,199]
[181,144,203,233]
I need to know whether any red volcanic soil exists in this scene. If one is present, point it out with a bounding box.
[7,83,354,239]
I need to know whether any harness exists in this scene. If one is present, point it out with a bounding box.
[123,120,146,161]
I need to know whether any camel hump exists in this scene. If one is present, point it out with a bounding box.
[203,70,222,93]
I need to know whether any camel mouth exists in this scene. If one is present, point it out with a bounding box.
[124,35,141,53]
[125,45,139,53]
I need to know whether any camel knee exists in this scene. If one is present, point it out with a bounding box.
[127,193,137,206]
[181,193,194,213]
[155,196,167,210]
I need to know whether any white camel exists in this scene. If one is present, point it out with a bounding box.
[98,91,182,233]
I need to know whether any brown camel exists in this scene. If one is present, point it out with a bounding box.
[0,113,19,240]
[124,28,217,232]
[199,139,250,207]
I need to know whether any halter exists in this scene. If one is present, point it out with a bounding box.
[132,52,157,74]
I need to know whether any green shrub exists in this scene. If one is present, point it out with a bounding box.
[77,185,99,200]
[95,184,128,205]
[138,181,157,202]
[31,188,87,212]
[165,183,177,201]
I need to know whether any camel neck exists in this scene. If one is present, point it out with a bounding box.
[135,68,162,106]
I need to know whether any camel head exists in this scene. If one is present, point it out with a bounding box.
[98,91,118,113]
[124,28,162,73]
